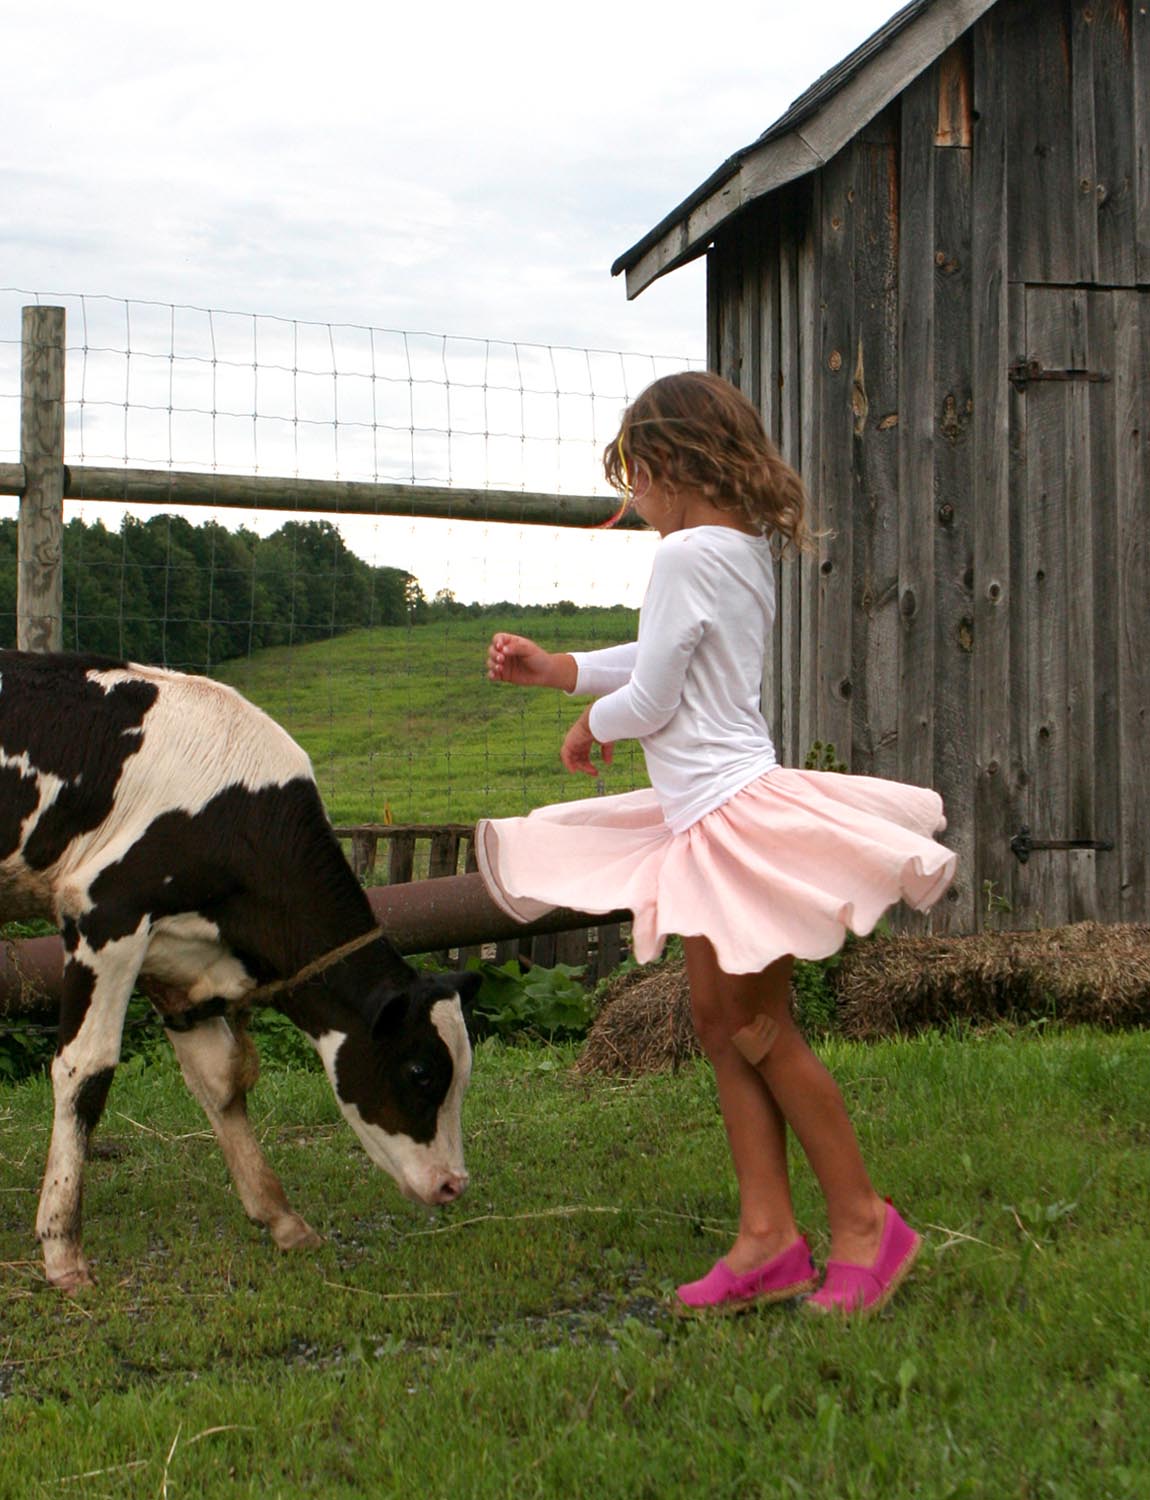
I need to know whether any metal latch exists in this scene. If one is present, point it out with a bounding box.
[1008,360,1111,390]
[1010,826,1115,864]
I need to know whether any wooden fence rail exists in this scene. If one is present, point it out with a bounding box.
[333,823,626,982]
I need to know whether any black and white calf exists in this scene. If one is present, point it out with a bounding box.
[0,650,477,1291]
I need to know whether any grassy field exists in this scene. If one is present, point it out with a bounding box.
[2,1028,1148,1497]
[212,610,648,826]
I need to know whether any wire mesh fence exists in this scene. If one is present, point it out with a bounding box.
[0,289,702,823]
[0,286,693,494]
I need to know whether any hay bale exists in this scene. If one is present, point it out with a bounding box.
[574,922,1150,1074]
[835,921,1150,1039]
[573,961,698,1077]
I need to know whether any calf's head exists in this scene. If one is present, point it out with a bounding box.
[313,970,479,1206]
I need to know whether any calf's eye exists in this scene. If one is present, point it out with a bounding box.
[403,1060,434,1090]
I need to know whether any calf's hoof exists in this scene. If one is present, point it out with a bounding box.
[46,1260,95,1293]
[270,1213,323,1251]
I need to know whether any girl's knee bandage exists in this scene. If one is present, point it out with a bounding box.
[731,1013,780,1066]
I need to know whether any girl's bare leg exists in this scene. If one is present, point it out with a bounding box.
[687,937,886,1267]
[683,937,799,1271]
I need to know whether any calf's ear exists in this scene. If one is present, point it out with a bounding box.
[448,970,482,1009]
[371,989,410,1039]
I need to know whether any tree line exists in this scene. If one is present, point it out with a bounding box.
[0,514,418,669]
[0,513,603,671]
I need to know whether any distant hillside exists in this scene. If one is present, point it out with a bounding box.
[212,607,647,825]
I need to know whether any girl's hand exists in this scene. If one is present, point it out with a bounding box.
[486,633,576,691]
[561,706,614,777]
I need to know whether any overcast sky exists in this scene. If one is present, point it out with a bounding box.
[3,0,907,605]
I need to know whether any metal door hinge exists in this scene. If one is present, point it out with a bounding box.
[1009,360,1111,390]
[1010,826,1115,864]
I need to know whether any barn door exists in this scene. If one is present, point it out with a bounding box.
[1008,285,1148,927]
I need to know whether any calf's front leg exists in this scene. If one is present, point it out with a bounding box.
[164,1014,322,1250]
[37,935,144,1290]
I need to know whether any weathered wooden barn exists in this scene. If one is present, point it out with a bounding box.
[614,0,1149,935]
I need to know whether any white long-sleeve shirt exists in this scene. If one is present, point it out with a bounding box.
[570,525,779,833]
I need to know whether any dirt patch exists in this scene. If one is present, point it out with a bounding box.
[575,922,1150,1074]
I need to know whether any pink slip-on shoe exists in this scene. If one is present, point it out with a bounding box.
[806,1201,922,1317]
[675,1236,818,1315]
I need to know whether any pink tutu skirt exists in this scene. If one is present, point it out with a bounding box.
[476,768,957,975]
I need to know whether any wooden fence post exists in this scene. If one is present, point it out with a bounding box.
[18,306,65,652]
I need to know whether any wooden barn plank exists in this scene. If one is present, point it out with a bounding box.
[798,179,822,763]
[756,208,785,749]
[935,32,974,148]
[1004,0,1082,284]
[1088,0,1138,286]
[816,145,857,766]
[716,227,743,386]
[897,70,937,811]
[1006,280,1031,927]
[971,6,1017,929]
[849,132,901,785]
[931,104,976,935]
[1062,290,1097,921]
[1071,0,1101,284]
[1116,291,1149,918]
[706,250,721,371]
[1086,290,1122,923]
[759,207,782,444]
[1021,286,1072,928]
[1136,0,1150,281]
[777,193,805,769]
[739,215,763,409]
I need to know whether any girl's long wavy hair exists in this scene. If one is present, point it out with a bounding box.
[603,371,813,555]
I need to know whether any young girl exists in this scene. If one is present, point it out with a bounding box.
[476,372,956,1316]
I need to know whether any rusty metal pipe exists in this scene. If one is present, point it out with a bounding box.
[1,873,628,1019]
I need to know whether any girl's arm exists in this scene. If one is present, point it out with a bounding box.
[561,704,614,777]
[486,633,577,691]
[487,634,638,695]
[586,540,710,743]
[568,641,638,697]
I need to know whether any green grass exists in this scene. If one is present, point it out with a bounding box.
[211,610,647,825]
[2,1029,1148,1496]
